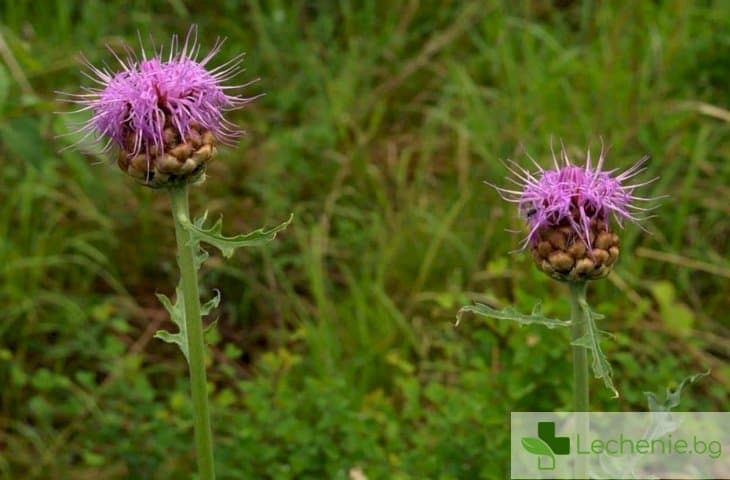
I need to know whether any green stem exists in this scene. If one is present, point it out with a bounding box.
[169,186,216,480]
[569,282,589,412]
[569,281,589,479]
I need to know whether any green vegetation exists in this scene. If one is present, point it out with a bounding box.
[1,1,728,478]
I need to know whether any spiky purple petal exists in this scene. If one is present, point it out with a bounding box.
[493,145,657,249]
[60,26,256,157]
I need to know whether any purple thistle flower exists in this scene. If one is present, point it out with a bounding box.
[59,26,258,186]
[491,143,658,281]
[495,144,656,247]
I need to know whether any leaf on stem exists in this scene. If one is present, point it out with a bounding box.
[645,370,710,412]
[184,212,294,258]
[456,302,571,329]
[154,285,189,362]
[194,245,209,269]
[154,286,221,362]
[201,289,221,316]
[593,370,711,477]
[571,299,619,398]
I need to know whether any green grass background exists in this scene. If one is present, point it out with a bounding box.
[1,1,729,478]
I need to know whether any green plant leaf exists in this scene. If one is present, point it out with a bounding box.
[201,289,221,316]
[619,370,713,475]
[184,212,293,258]
[155,286,222,362]
[154,285,189,363]
[194,245,209,269]
[645,370,710,412]
[571,299,618,398]
[521,437,555,457]
[456,302,570,329]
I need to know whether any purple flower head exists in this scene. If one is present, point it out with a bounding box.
[60,26,256,159]
[492,143,658,250]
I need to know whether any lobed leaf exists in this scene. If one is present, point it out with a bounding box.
[645,370,710,412]
[154,286,221,363]
[154,285,189,362]
[184,212,294,258]
[596,371,711,477]
[456,301,571,329]
[571,299,619,398]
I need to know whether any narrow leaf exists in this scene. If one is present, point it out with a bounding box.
[456,302,570,329]
[153,330,177,344]
[571,299,618,398]
[156,291,176,316]
[185,213,293,258]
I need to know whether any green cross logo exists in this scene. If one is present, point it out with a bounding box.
[521,421,571,470]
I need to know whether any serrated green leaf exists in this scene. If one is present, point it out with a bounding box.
[184,213,293,258]
[521,437,555,457]
[154,286,189,362]
[645,370,710,412]
[571,299,618,398]
[456,302,570,329]
[155,284,221,362]
[624,370,713,475]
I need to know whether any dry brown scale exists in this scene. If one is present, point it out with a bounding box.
[531,218,620,282]
[117,119,217,188]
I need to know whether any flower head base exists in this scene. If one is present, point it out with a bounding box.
[60,27,256,188]
[493,144,657,282]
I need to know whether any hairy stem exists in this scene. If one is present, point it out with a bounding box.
[570,281,589,478]
[169,186,216,480]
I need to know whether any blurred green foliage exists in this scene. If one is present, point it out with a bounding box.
[0,1,729,478]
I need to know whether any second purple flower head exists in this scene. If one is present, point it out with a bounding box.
[493,143,657,282]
